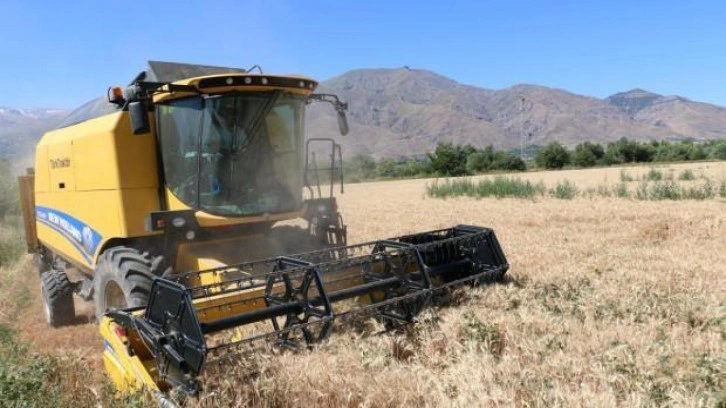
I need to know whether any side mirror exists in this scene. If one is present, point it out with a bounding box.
[129,101,150,135]
[337,111,349,136]
[308,93,350,136]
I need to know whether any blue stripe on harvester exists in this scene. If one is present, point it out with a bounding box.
[35,206,102,265]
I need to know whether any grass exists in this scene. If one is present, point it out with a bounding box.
[549,180,578,199]
[644,168,664,181]
[620,169,634,182]
[634,180,717,201]
[0,217,25,268]
[612,182,630,198]
[678,169,697,181]
[426,165,726,201]
[426,176,545,199]
[427,177,726,201]
[0,324,147,407]
[2,161,725,407]
[0,260,145,407]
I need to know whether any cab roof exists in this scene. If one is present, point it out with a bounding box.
[56,61,283,129]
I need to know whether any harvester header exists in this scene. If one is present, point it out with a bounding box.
[102,225,508,395]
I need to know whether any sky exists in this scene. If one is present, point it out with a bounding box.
[1,0,724,109]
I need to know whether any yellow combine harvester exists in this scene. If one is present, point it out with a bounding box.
[18,62,509,402]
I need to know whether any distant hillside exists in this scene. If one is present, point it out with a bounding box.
[3,67,726,164]
[309,68,726,158]
[0,108,68,171]
[607,89,726,139]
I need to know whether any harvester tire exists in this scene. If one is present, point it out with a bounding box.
[40,270,75,327]
[93,247,154,322]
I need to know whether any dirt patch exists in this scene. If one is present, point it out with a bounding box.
[1,258,102,363]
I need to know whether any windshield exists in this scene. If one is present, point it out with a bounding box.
[158,92,305,216]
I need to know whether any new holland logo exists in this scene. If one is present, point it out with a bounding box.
[36,206,102,264]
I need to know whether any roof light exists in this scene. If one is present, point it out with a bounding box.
[107,86,125,105]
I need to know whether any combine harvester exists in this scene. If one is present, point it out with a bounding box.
[18,62,509,402]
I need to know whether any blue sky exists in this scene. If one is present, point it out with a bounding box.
[1,0,724,109]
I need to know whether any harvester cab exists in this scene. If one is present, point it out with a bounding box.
[111,62,350,248]
[17,61,509,403]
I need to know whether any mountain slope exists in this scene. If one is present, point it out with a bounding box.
[310,68,726,157]
[632,98,726,140]
[309,68,503,157]
[0,108,68,170]
[3,68,726,163]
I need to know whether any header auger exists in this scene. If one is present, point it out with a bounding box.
[17,61,509,403]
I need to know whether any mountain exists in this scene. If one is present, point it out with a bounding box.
[0,108,68,171]
[308,68,500,157]
[607,89,726,140]
[3,68,726,164]
[606,88,663,116]
[309,68,726,158]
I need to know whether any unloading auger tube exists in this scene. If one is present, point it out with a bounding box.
[101,225,508,397]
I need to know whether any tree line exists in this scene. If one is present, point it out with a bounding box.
[344,142,525,181]
[535,138,726,169]
[343,138,726,181]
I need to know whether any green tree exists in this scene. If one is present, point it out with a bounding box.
[653,141,693,162]
[376,158,397,178]
[572,142,604,167]
[653,142,676,162]
[687,144,707,161]
[396,158,429,177]
[345,153,377,181]
[535,141,570,169]
[710,141,726,160]
[427,142,475,176]
[602,138,651,164]
[491,151,526,171]
[466,151,492,173]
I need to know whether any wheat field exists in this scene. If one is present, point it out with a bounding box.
[1,162,724,407]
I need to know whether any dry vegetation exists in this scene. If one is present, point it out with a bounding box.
[1,162,724,407]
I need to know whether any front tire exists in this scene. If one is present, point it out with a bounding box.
[93,247,154,321]
[40,270,75,327]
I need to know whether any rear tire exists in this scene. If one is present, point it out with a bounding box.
[93,247,154,322]
[40,271,75,327]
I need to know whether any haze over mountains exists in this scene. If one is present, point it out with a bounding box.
[2,67,726,167]
[0,108,67,171]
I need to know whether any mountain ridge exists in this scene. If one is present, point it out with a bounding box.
[308,68,726,157]
[3,67,726,165]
